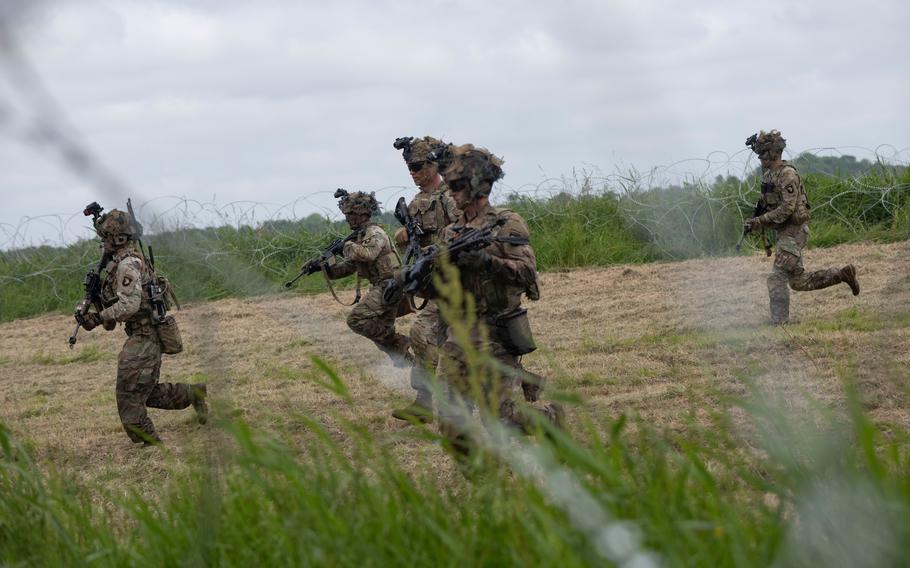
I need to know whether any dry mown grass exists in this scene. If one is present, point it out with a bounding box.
[1,241,908,499]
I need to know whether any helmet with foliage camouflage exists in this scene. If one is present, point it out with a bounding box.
[336,189,380,217]
[393,136,446,166]
[746,130,786,156]
[440,144,504,198]
[95,209,140,244]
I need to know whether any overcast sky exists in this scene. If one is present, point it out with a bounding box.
[1,0,908,247]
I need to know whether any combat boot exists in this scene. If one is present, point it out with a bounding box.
[392,390,434,423]
[841,264,860,296]
[191,383,208,425]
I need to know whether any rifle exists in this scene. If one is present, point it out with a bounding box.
[69,202,109,348]
[393,196,423,264]
[736,182,772,257]
[383,217,529,304]
[126,199,171,323]
[284,229,363,288]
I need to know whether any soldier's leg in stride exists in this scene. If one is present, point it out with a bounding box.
[346,285,412,366]
[116,335,162,444]
[790,264,860,296]
[767,265,791,325]
[146,381,208,425]
[435,332,477,461]
[393,301,442,422]
[491,342,564,435]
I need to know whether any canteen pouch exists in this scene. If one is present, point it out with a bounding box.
[156,315,184,355]
[492,308,537,356]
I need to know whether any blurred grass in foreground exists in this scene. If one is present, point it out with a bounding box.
[1,361,908,567]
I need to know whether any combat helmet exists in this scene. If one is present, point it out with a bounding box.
[440,144,504,198]
[95,209,141,246]
[746,130,786,156]
[393,136,446,167]
[336,188,380,217]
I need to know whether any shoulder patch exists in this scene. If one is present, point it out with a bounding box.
[122,275,134,287]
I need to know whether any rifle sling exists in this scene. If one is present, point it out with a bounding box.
[320,264,361,307]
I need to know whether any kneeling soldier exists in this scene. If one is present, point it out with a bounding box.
[391,136,461,423]
[433,144,564,462]
[324,191,413,365]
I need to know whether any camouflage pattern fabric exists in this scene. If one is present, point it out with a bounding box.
[767,223,846,324]
[439,144,504,199]
[748,129,787,155]
[407,181,460,248]
[435,204,560,458]
[347,283,408,357]
[97,246,205,443]
[756,162,854,324]
[338,191,380,217]
[116,329,194,443]
[440,204,540,317]
[409,299,446,398]
[325,223,410,361]
[402,181,460,402]
[327,224,400,284]
[437,324,561,437]
[757,162,810,229]
[400,136,445,165]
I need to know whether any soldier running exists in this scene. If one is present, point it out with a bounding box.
[744,130,860,324]
[75,208,207,445]
[390,136,461,423]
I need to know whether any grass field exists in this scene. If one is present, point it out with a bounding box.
[1,240,909,565]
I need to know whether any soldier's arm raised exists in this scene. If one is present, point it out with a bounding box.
[342,226,386,263]
[99,258,143,323]
[324,259,357,280]
[759,167,800,226]
[485,214,538,288]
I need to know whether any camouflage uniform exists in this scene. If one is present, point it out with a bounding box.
[325,193,410,364]
[434,146,563,459]
[391,136,461,420]
[83,209,205,444]
[746,130,860,324]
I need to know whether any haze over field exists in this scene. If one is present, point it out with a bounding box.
[1,0,908,246]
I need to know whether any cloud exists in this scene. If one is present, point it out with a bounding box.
[1,0,907,246]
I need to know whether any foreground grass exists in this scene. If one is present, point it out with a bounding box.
[2,248,908,566]
[1,367,909,567]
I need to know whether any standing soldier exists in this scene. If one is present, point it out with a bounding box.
[432,144,563,462]
[75,208,207,445]
[744,130,860,324]
[323,190,413,365]
[390,136,461,423]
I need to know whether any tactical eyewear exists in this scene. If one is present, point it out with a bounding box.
[407,161,427,172]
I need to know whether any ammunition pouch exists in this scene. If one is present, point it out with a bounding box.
[125,320,155,337]
[489,308,537,356]
[156,315,184,355]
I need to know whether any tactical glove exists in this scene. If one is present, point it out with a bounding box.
[81,312,103,331]
[457,250,490,271]
[743,217,762,233]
